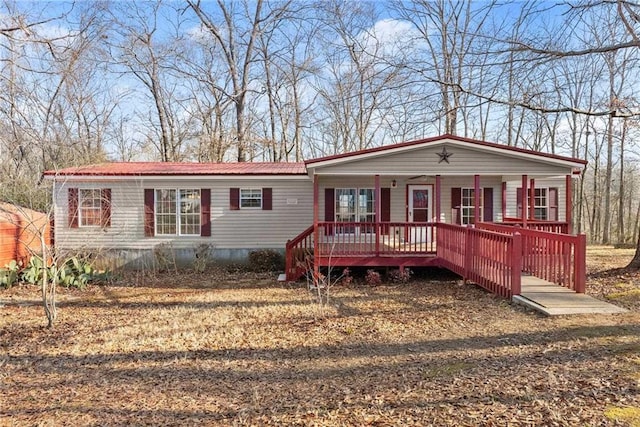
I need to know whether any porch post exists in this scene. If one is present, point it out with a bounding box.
[474,174,480,224]
[375,174,381,255]
[435,175,441,222]
[565,174,573,234]
[529,178,535,221]
[501,181,507,221]
[313,174,319,279]
[521,175,528,225]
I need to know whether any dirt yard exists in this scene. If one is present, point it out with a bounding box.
[1,247,639,426]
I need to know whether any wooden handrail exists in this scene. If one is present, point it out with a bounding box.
[285,225,315,281]
[477,222,586,292]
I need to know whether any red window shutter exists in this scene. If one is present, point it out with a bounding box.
[68,188,79,228]
[262,188,272,210]
[324,188,335,236]
[549,187,559,221]
[230,188,240,210]
[201,189,211,237]
[381,188,391,222]
[144,189,155,237]
[516,188,523,218]
[483,187,493,222]
[101,189,112,227]
[451,187,461,225]
[381,187,391,234]
[324,188,335,221]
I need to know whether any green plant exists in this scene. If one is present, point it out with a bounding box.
[0,260,21,288]
[248,249,284,272]
[21,256,46,285]
[19,255,108,289]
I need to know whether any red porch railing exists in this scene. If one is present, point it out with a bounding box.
[316,222,437,256]
[437,223,521,298]
[500,218,569,234]
[285,225,314,281]
[285,221,585,298]
[477,222,586,293]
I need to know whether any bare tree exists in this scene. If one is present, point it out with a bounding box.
[187,0,291,161]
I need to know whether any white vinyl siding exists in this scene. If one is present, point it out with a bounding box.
[311,144,574,176]
[504,177,566,221]
[53,178,313,250]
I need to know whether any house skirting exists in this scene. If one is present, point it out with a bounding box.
[56,246,285,271]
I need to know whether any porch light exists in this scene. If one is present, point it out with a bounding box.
[391,179,397,188]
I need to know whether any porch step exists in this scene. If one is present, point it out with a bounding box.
[513,275,628,316]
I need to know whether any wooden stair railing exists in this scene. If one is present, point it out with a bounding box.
[285,225,315,281]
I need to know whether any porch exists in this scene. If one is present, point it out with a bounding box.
[285,221,587,301]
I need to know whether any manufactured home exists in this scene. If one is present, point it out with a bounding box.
[44,134,587,297]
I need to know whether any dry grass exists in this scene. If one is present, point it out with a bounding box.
[1,247,639,426]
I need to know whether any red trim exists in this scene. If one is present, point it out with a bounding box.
[313,175,319,280]
[451,187,462,225]
[474,175,480,224]
[68,188,79,228]
[201,188,211,236]
[529,178,535,220]
[501,182,507,220]
[565,175,572,233]
[229,188,240,210]
[304,134,587,166]
[435,175,441,222]
[101,188,111,227]
[380,188,391,223]
[144,189,154,237]
[374,175,381,222]
[521,175,528,225]
[46,162,307,177]
[483,187,493,222]
[262,188,272,210]
[406,184,434,224]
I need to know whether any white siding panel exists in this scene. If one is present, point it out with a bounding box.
[504,177,566,221]
[313,145,574,176]
[54,178,313,251]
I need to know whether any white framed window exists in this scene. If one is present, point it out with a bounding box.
[240,189,262,209]
[79,189,102,227]
[461,188,483,225]
[155,189,201,236]
[335,188,375,233]
[534,188,548,220]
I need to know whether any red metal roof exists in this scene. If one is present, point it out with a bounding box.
[44,162,307,176]
[304,134,588,166]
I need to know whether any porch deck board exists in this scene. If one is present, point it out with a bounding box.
[513,275,627,315]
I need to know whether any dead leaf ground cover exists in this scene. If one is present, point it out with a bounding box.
[1,247,639,426]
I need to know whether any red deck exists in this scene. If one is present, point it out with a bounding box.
[285,221,586,299]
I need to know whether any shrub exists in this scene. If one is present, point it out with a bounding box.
[365,269,382,286]
[388,268,412,284]
[340,268,353,286]
[193,244,213,273]
[248,249,284,272]
[0,260,21,289]
[153,243,176,273]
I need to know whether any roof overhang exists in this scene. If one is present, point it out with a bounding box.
[305,134,586,175]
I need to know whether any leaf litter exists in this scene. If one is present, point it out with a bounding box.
[0,247,639,426]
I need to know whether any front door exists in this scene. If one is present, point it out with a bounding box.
[408,185,433,243]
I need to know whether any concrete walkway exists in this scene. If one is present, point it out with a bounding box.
[512,275,628,316]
